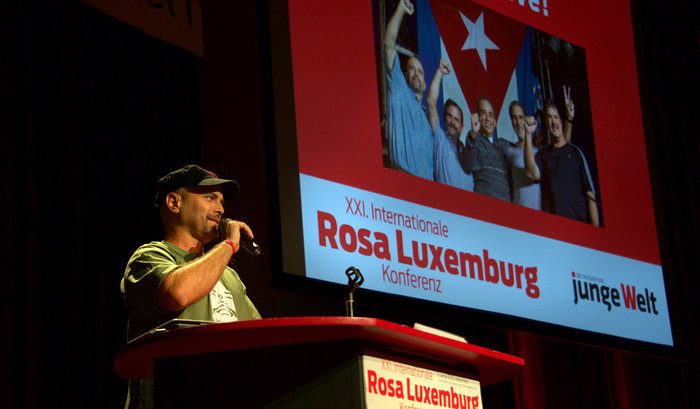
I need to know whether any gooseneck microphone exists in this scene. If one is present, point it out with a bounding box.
[218,217,262,256]
[344,266,364,317]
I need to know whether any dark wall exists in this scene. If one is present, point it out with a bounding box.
[0,0,697,408]
[1,1,201,408]
[635,0,700,363]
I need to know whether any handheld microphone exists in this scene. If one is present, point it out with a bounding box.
[219,217,262,256]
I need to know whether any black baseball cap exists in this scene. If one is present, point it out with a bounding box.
[154,164,240,206]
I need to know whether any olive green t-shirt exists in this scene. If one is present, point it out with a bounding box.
[120,240,261,409]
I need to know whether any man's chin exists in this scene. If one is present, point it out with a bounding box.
[202,228,220,243]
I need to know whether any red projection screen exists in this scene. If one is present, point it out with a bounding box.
[267,0,673,350]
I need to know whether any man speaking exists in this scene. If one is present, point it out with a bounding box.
[120,164,261,409]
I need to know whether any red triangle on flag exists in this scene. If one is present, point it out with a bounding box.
[430,0,527,117]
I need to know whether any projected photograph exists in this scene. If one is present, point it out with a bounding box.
[375,0,602,226]
[279,0,672,346]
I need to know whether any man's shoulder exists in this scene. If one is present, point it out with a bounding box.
[128,241,178,263]
[565,142,586,155]
[547,142,579,156]
[539,142,584,161]
[466,132,484,147]
[499,138,519,149]
[386,53,406,86]
[435,128,460,152]
[504,142,523,157]
[132,240,169,254]
[433,126,447,141]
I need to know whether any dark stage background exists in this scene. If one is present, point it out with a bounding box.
[0,1,698,408]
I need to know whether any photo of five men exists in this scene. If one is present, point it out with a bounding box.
[380,0,600,227]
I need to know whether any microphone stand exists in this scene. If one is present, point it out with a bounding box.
[344,267,364,317]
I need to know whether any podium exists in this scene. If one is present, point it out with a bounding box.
[115,317,523,408]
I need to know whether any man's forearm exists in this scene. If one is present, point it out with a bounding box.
[427,71,443,131]
[156,242,234,311]
[384,6,407,69]
[523,134,540,181]
[586,193,599,227]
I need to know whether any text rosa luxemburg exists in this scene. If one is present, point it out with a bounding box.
[366,369,480,408]
[317,211,540,298]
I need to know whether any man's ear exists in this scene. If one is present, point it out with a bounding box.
[165,192,182,213]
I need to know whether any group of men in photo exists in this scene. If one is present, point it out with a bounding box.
[384,0,599,226]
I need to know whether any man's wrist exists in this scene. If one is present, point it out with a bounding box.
[223,239,237,254]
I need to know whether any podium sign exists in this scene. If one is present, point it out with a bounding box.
[363,355,482,409]
[115,317,521,408]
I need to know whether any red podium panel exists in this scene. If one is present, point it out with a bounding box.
[115,317,523,408]
[116,316,522,384]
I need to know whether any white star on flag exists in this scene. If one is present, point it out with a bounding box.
[459,11,499,71]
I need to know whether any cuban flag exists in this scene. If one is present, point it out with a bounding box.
[416,0,541,143]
